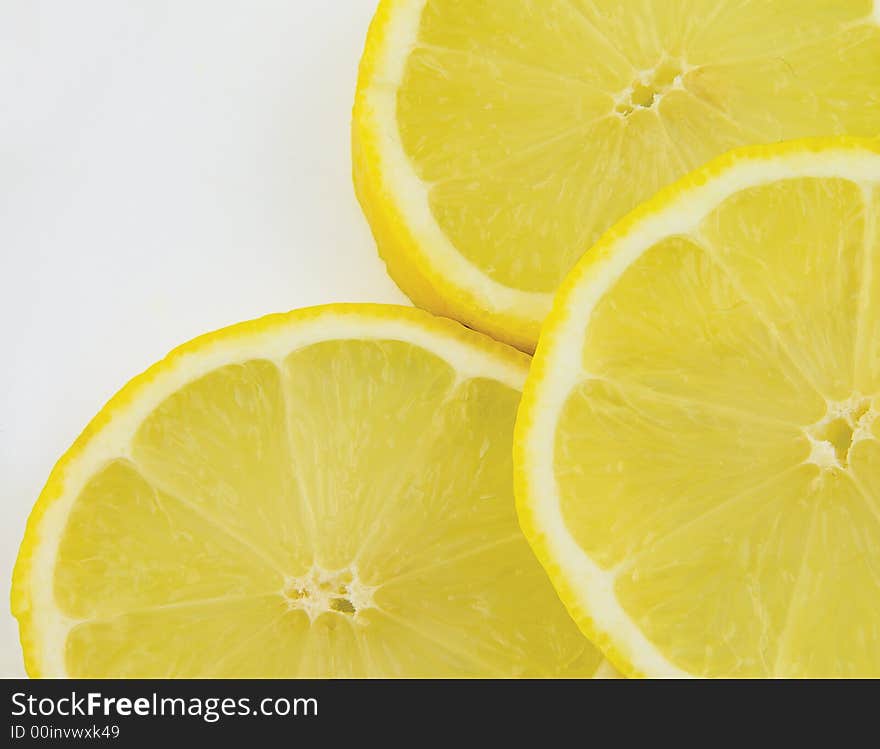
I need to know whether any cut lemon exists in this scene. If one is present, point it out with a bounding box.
[515,138,880,678]
[12,304,604,677]
[353,0,880,351]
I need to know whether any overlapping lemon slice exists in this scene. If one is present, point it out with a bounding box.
[516,139,880,678]
[13,304,603,677]
[353,0,880,350]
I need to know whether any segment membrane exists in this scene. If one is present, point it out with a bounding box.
[281,340,456,571]
[428,116,626,292]
[375,535,600,677]
[398,45,612,184]
[658,90,765,170]
[131,360,312,573]
[614,465,821,677]
[355,608,487,677]
[353,377,522,583]
[686,1,875,65]
[773,471,880,677]
[581,236,824,424]
[850,436,880,516]
[55,460,281,620]
[685,25,880,140]
[556,378,806,570]
[417,0,633,89]
[856,188,879,394]
[297,614,367,678]
[66,595,305,678]
[699,178,867,400]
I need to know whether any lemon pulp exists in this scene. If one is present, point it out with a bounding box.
[14,306,603,677]
[516,141,880,677]
[354,0,880,349]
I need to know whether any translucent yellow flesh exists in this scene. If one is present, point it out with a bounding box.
[555,177,880,676]
[396,0,880,293]
[858,188,880,393]
[56,339,600,677]
[699,179,868,400]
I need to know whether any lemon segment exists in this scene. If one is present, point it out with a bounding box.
[555,380,810,572]
[54,460,283,622]
[132,360,314,574]
[857,186,880,392]
[614,464,820,677]
[771,469,880,677]
[13,304,605,678]
[698,178,868,400]
[65,596,306,679]
[516,139,880,678]
[353,0,880,351]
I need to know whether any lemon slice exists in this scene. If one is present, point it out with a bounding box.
[515,138,880,678]
[12,304,604,678]
[352,0,880,351]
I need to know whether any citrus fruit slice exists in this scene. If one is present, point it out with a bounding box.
[352,0,880,351]
[12,304,604,677]
[515,138,880,678]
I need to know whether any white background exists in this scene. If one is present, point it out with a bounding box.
[0,0,406,676]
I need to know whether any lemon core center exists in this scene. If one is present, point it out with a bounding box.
[614,59,686,117]
[806,396,875,470]
[283,566,377,621]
